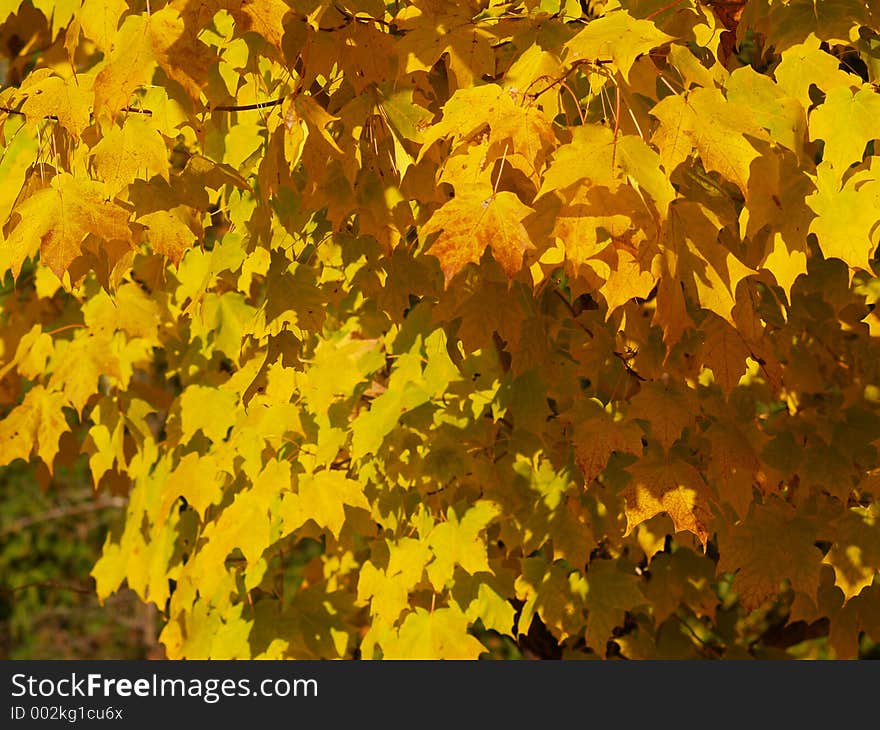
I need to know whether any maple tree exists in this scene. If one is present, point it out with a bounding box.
[1,0,880,660]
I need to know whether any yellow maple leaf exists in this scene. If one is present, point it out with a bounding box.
[179,460,288,599]
[652,271,694,351]
[704,421,760,520]
[751,154,813,300]
[159,452,224,520]
[564,10,673,83]
[422,187,535,283]
[572,402,643,487]
[92,455,180,606]
[18,70,92,139]
[810,87,880,178]
[823,505,880,603]
[82,397,127,486]
[827,585,880,659]
[725,65,806,158]
[0,385,68,470]
[82,282,161,343]
[137,209,196,264]
[717,499,824,611]
[700,314,750,391]
[807,164,880,273]
[622,452,713,546]
[426,500,500,591]
[627,379,696,451]
[773,38,855,110]
[452,575,516,637]
[6,173,131,279]
[149,5,217,102]
[380,606,487,659]
[515,556,588,643]
[335,21,398,93]
[651,87,769,198]
[300,330,384,415]
[93,14,157,121]
[228,0,291,50]
[48,331,122,412]
[281,100,308,172]
[280,469,371,540]
[599,248,657,317]
[91,115,169,197]
[539,125,625,196]
[551,185,653,276]
[72,0,128,53]
[395,8,496,89]
[643,548,717,624]
[357,537,433,624]
[177,385,239,444]
[583,558,645,651]
[295,94,344,156]
[420,84,555,180]
[665,201,755,325]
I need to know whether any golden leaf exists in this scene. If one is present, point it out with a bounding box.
[423,187,535,283]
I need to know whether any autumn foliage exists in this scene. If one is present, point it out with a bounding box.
[1,0,880,659]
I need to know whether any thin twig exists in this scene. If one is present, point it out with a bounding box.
[331,3,394,29]
[522,59,612,105]
[120,106,153,116]
[613,350,647,381]
[612,82,621,168]
[1,105,153,120]
[0,496,126,537]
[0,581,95,595]
[646,0,687,21]
[44,323,85,337]
[558,79,585,125]
[671,612,723,658]
[553,287,594,338]
[210,98,286,113]
[493,143,509,194]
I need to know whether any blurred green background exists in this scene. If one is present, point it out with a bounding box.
[0,458,162,659]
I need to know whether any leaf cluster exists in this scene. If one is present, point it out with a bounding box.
[1,0,880,658]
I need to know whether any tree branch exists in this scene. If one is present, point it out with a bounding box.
[0,495,126,537]
[1,97,293,123]
[0,580,94,595]
[209,97,286,113]
[0,105,152,121]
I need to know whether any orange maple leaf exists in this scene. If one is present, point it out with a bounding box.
[422,187,535,283]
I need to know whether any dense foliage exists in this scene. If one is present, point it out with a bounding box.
[1,0,879,659]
